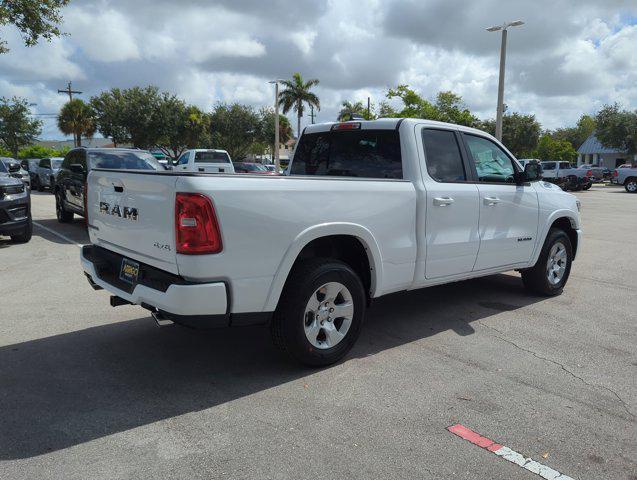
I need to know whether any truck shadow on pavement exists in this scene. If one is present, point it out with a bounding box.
[32,217,89,245]
[0,273,545,459]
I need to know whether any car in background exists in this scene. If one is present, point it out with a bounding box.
[612,164,637,193]
[578,164,605,182]
[541,161,592,191]
[174,149,235,174]
[0,159,31,243]
[54,148,163,223]
[1,157,30,190]
[21,159,41,186]
[233,162,278,174]
[610,164,636,184]
[32,157,64,191]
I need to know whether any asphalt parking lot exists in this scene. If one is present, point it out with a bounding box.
[0,186,635,480]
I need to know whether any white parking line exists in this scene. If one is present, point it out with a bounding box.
[447,424,576,480]
[33,221,82,248]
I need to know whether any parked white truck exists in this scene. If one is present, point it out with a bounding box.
[81,119,582,366]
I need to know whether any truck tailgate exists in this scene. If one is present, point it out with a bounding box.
[87,170,179,274]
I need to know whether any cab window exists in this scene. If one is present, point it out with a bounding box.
[463,134,516,183]
[422,129,466,182]
[177,152,190,165]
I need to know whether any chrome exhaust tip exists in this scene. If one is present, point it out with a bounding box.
[151,310,174,327]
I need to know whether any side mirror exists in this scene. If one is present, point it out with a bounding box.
[8,163,21,173]
[69,163,85,174]
[524,162,542,181]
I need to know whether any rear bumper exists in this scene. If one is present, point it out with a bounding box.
[81,245,228,319]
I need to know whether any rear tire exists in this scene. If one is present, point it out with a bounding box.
[625,178,637,193]
[271,258,366,367]
[55,190,73,223]
[522,228,572,296]
[11,216,32,243]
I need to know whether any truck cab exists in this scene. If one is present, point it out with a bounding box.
[174,149,235,174]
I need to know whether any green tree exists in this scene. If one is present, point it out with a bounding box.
[156,101,210,160]
[433,91,479,127]
[0,96,42,157]
[57,99,95,147]
[120,86,164,148]
[0,0,69,53]
[257,107,293,157]
[384,86,479,127]
[481,113,541,157]
[595,104,637,160]
[534,134,577,162]
[279,73,320,137]
[17,144,69,159]
[551,114,596,150]
[338,100,376,121]
[90,89,130,146]
[209,103,260,161]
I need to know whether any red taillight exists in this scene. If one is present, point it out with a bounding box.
[175,193,222,254]
[585,170,592,177]
[613,170,618,177]
[331,122,361,131]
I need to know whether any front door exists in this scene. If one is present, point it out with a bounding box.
[420,127,480,279]
[462,133,539,270]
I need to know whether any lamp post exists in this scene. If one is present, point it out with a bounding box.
[269,79,285,171]
[486,20,524,141]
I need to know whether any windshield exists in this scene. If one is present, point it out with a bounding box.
[51,159,63,169]
[89,151,162,170]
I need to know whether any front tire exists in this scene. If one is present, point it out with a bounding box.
[271,258,366,367]
[625,178,637,193]
[522,228,572,296]
[11,216,32,243]
[55,190,73,223]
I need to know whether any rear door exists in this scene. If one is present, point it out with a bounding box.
[88,170,179,273]
[419,127,480,279]
[462,133,539,270]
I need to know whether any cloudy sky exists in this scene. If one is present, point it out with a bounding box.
[0,0,636,140]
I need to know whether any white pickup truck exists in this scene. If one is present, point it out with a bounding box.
[81,119,582,366]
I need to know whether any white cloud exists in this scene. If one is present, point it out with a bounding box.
[0,0,635,138]
[64,8,140,62]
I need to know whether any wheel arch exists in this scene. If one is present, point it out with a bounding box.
[532,212,580,265]
[263,223,383,312]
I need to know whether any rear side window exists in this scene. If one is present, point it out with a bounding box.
[291,130,402,179]
[422,129,466,182]
[195,151,230,163]
[89,151,161,170]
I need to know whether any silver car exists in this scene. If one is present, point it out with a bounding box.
[33,157,64,192]
[1,157,30,190]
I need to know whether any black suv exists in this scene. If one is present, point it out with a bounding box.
[0,159,32,242]
[54,147,162,223]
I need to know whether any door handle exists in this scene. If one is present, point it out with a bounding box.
[434,197,455,206]
[484,196,501,206]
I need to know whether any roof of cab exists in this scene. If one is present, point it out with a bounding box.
[303,118,492,138]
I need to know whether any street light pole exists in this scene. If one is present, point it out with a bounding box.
[487,20,524,141]
[269,79,284,172]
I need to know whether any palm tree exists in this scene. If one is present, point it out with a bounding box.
[338,101,366,121]
[278,73,320,138]
[57,99,96,147]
